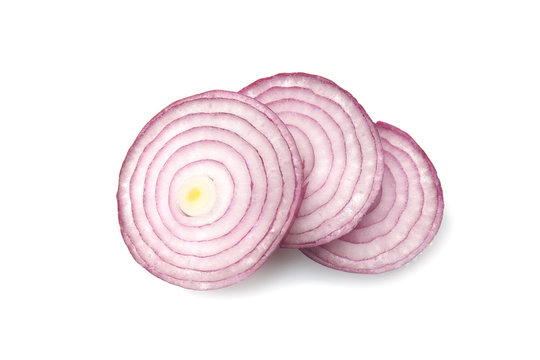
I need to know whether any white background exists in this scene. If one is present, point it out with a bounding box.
[1,1,539,359]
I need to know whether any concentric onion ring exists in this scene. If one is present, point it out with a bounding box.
[302,122,444,273]
[240,73,384,248]
[117,90,303,290]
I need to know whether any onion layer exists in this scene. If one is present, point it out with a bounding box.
[302,122,444,273]
[117,90,303,290]
[240,73,384,248]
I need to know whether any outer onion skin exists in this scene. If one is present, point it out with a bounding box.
[117,90,303,290]
[240,73,384,248]
[302,122,444,273]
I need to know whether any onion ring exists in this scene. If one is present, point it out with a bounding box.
[240,73,384,248]
[302,121,444,273]
[117,90,303,289]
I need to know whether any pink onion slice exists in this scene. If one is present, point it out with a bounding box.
[302,122,444,273]
[240,73,384,248]
[117,90,303,290]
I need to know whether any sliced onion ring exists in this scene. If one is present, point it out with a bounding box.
[240,73,384,248]
[302,122,444,273]
[117,90,303,290]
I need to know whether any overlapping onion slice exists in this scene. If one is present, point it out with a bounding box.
[240,73,384,248]
[117,90,303,290]
[302,122,444,273]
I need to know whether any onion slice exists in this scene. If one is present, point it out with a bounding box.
[302,122,444,273]
[117,90,303,290]
[240,73,384,248]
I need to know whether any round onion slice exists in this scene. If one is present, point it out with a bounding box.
[302,122,444,273]
[240,73,384,248]
[117,90,303,290]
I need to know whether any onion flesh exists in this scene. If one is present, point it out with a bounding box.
[302,121,444,273]
[117,90,303,290]
[240,73,384,248]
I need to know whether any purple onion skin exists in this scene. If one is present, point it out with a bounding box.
[302,121,444,274]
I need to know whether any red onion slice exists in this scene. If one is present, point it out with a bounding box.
[117,90,303,290]
[240,73,384,248]
[302,122,444,273]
